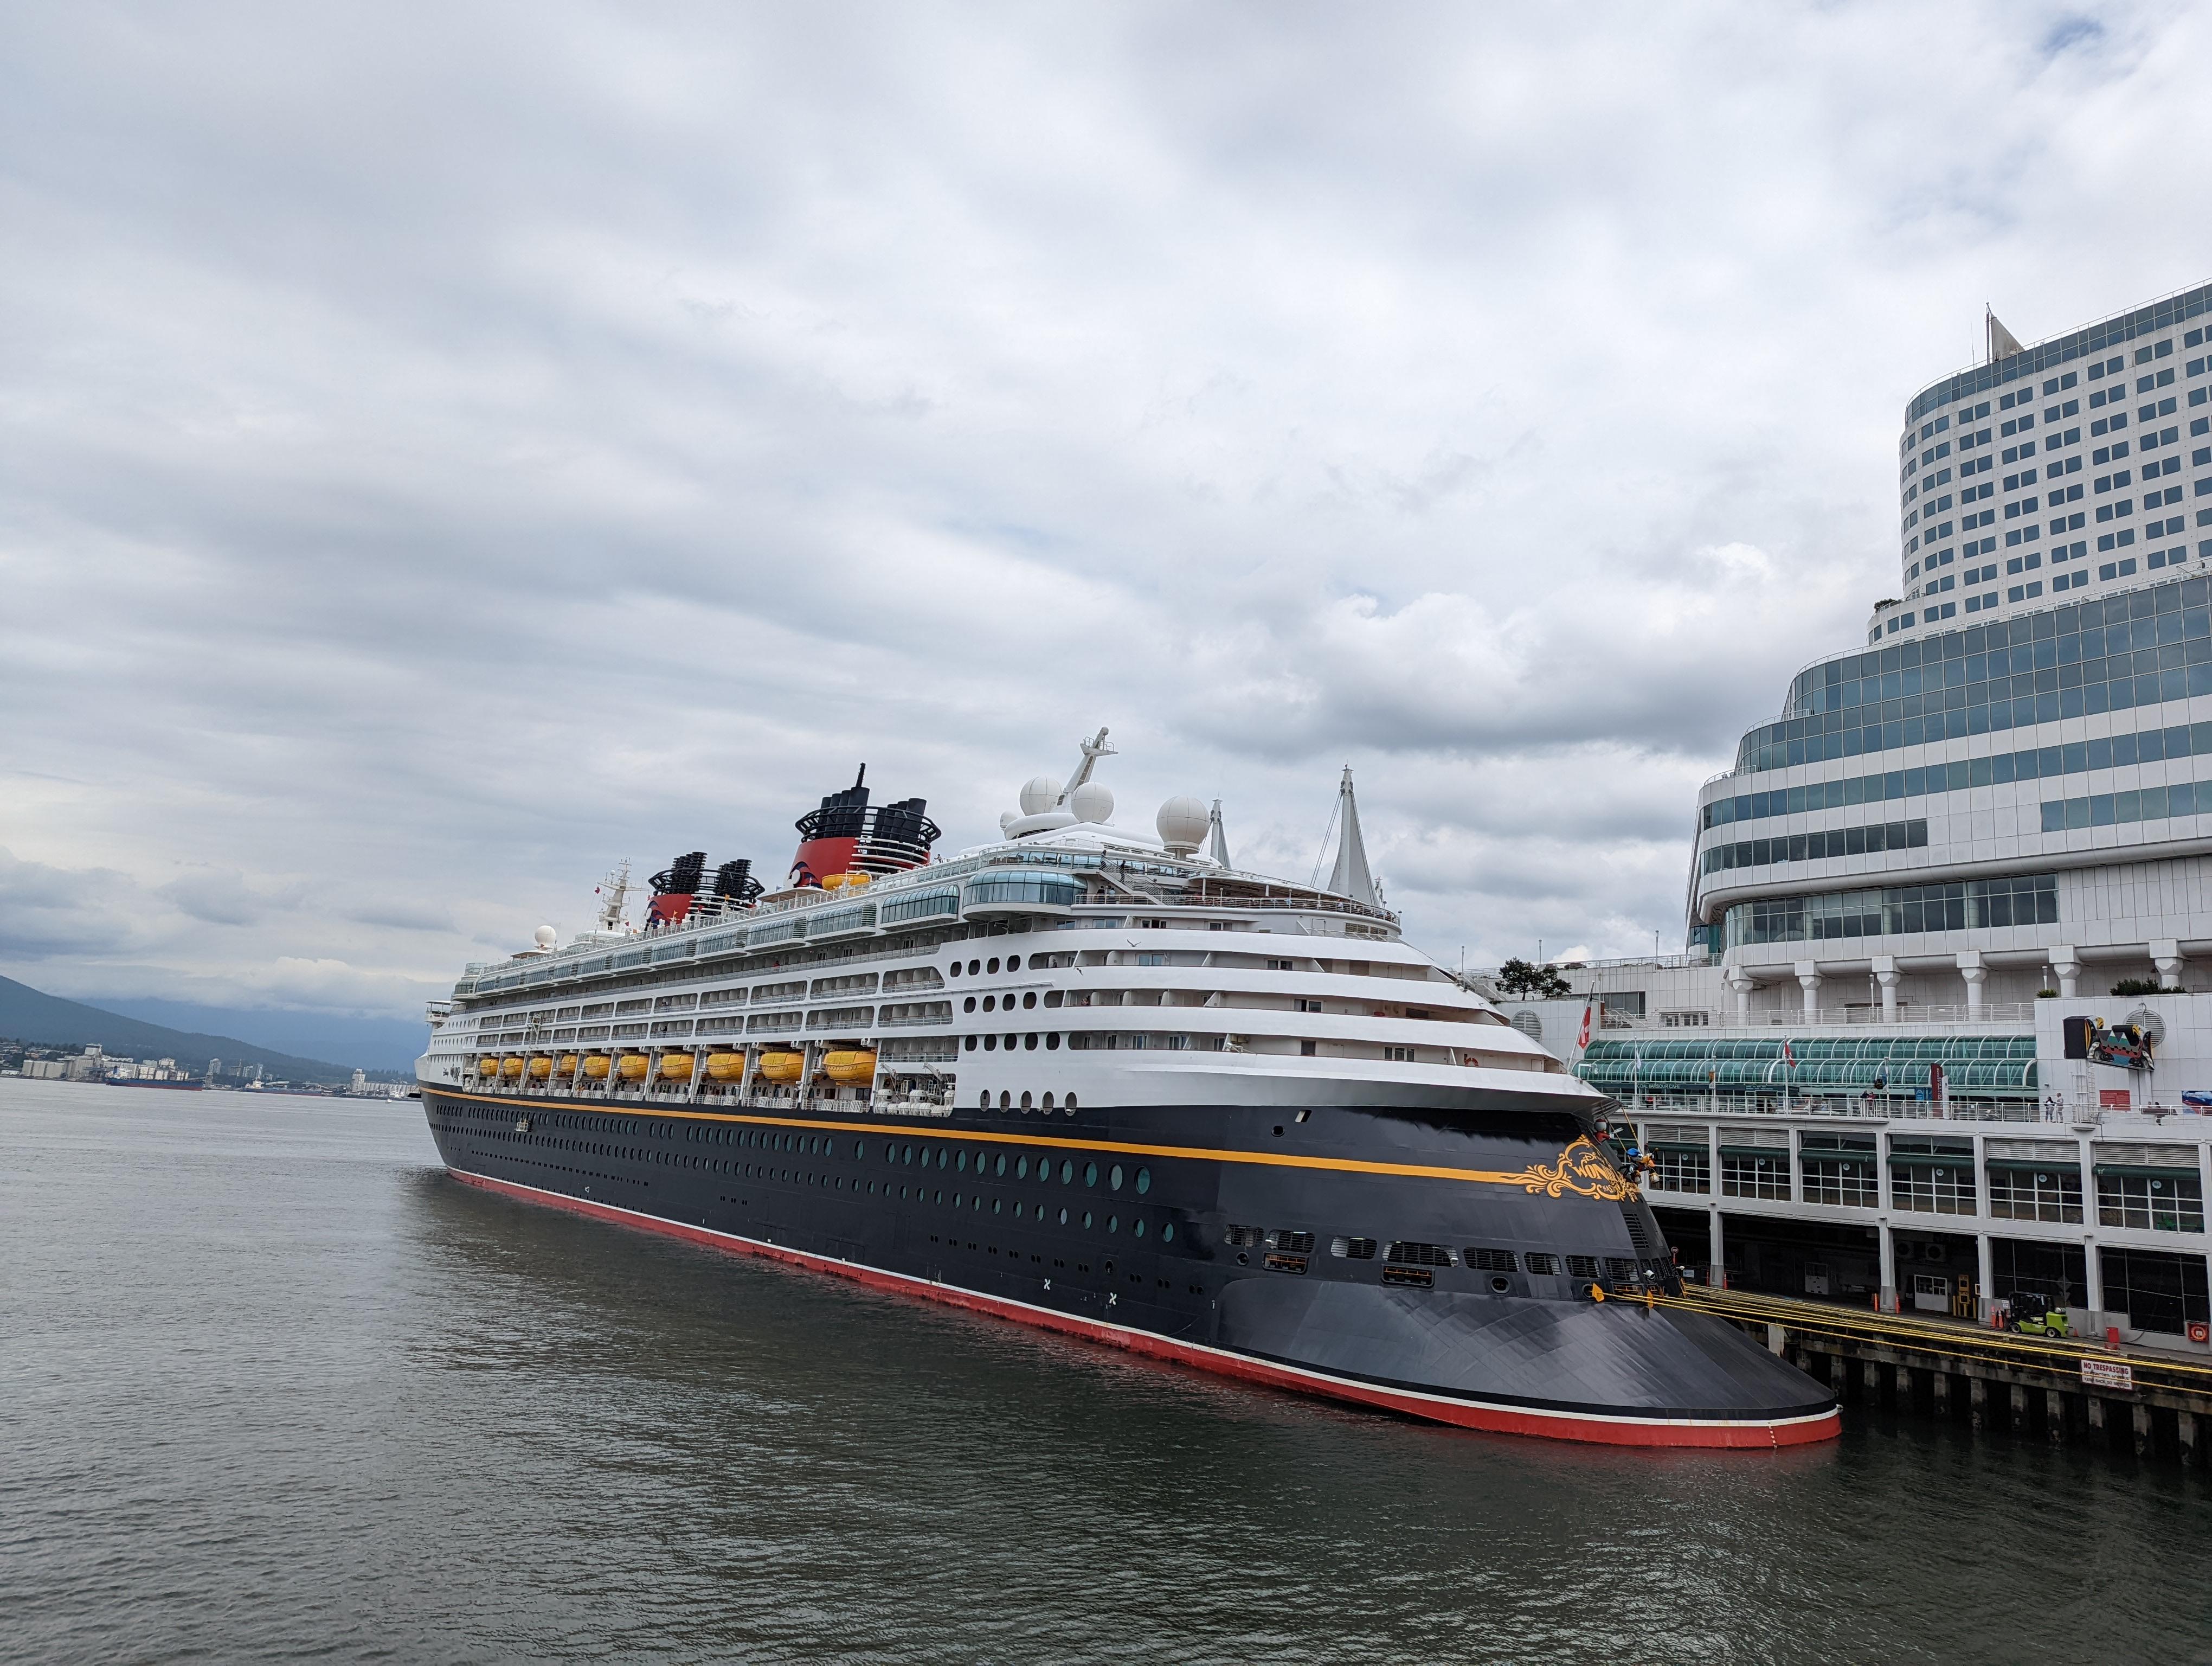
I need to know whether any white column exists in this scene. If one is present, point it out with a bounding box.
[1877,1221,1897,1313]
[1726,969,1756,1022]
[2152,938,2183,991]
[1796,959,1822,1021]
[1708,1207,1725,1284]
[1873,954,1900,1023]
[2050,945,2081,999]
[1976,1233,1996,1322]
[2084,1234,2104,1323]
[1958,951,1986,1019]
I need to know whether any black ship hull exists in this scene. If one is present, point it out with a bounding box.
[423,1086,1838,1447]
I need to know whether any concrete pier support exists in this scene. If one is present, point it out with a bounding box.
[1969,1376,1988,1430]
[1932,1372,1952,1419]
[2047,1389,2068,1444]
[1862,1358,1883,1404]
[2134,1404,2155,1459]
[2010,1383,2030,1430]
[2087,1396,2107,1439]
[2179,1411,2201,1468]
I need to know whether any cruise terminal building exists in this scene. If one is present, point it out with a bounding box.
[1493,284,2212,1345]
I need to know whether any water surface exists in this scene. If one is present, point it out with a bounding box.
[4,1080,2207,1664]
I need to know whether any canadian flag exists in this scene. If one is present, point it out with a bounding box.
[1783,1039,1797,1069]
[1577,1002,1594,1049]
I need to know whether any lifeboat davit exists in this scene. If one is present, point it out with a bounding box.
[616,1054,650,1082]
[659,1052,696,1081]
[500,1056,525,1079]
[581,1054,612,1080]
[822,1049,877,1085]
[705,1053,745,1082]
[756,1050,805,1084]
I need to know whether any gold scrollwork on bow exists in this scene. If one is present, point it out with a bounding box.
[1515,1137,1637,1201]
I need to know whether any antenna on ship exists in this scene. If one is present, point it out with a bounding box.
[1207,798,1231,868]
[595,858,633,933]
[1325,766,1380,908]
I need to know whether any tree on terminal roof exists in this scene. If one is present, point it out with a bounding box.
[1495,958,1572,999]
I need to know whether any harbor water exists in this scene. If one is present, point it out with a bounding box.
[4,1079,2208,1665]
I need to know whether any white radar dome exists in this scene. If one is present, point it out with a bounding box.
[1019,775,1063,816]
[1156,796,1209,855]
[1069,780,1115,824]
[533,925,557,950]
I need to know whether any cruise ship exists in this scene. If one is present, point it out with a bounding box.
[416,732,1836,1447]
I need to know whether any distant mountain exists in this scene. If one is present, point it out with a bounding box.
[0,975,371,1084]
[89,996,429,1073]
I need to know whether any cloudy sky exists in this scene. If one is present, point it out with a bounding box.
[3,3,2207,1066]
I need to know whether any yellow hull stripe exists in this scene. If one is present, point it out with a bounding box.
[423,1084,1629,1196]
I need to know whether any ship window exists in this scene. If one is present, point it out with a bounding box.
[1135,1166,1152,1194]
[1058,1207,1070,1226]
[1084,1162,1098,1187]
[982,995,995,1012]
[902,1144,915,1164]
[956,1149,967,1172]
[1065,1094,1077,1111]
[984,1035,996,1051]
[1109,1164,1124,1190]
[1134,1218,1147,1238]
[1017,1155,1031,1178]
[968,960,981,975]
[964,996,978,1013]
[1025,1033,1039,1050]
[1107,1214,1118,1233]
[1020,1091,1033,1110]
[965,1036,977,1052]
[1000,1091,1013,1109]
[1046,1034,1060,1050]
[1042,1092,1056,1110]
[1162,1222,1176,1243]
[1007,955,1021,971]
[1012,1201,1024,1219]
[1044,991,1063,1009]
[1023,992,1038,1010]
[988,958,1001,974]
[948,961,962,977]
[854,1139,866,1159]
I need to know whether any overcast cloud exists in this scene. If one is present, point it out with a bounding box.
[2,2,2206,1059]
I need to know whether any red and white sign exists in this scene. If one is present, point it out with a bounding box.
[2099,1088,2132,1110]
[2189,1321,2210,1345]
[1577,1003,1593,1050]
[2080,1356,2134,1391]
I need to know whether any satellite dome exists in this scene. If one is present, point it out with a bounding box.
[1019,775,1063,816]
[1156,795,1209,855]
[1069,780,1115,824]
[533,925,557,950]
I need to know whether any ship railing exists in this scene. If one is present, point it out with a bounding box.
[1596,1003,2040,1031]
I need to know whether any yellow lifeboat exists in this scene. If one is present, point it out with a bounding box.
[616,1054,650,1082]
[705,1053,745,1082]
[822,1049,877,1085]
[581,1054,612,1080]
[528,1056,553,1080]
[477,1056,500,1078]
[557,1054,579,1074]
[659,1052,696,1081]
[756,1049,805,1084]
[500,1056,525,1079]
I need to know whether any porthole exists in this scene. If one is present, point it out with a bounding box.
[854,1139,866,1158]
[994,1152,1008,1176]
[978,1088,989,1106]
[1135,1166,1152,1195]
[1083,1161,1098,1188]
[934,1189,943,1204]
[953,1191,962,1207]
[1023,991,1037,1010]
[903,1144,915,1164]
[1059,1159,1074,1184]
[968,959,981,975]
[1065,1093,1078,1111]
[1007,954,1022,971]
[1004,1032,1017,1049]
[1046,1034,1060,1050]
[974,1149,987,1169]
[1058,1207,1070,1226]
[1082,1210,1094,1228]
[993,1197,1003,1215]
[948,961,962,978]
[964,996,977,1013]
[956,1150,968,1173]
[1024,1033,1038,1050]
[985,1035,997,1051]
[1017,1155,1031,1179]
[1013,1201,1025,1219]
[1162,1222,1176,1243]
[965,1036,978,1052]
[1490,1276,1510,1293]
[987,957,1001,974]
[999,1090,1013,1110]
[1041,1092,1056,1110]
[1134,1218,1147,1239]
[1108,1214,1120,1233]
[1109,1164,1124,1190]
[981,995,995,1012]
[937,1148,949,1169]
[1020,1091,1033,1110]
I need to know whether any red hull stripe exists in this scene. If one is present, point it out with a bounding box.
[446,1167,1840,1449]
